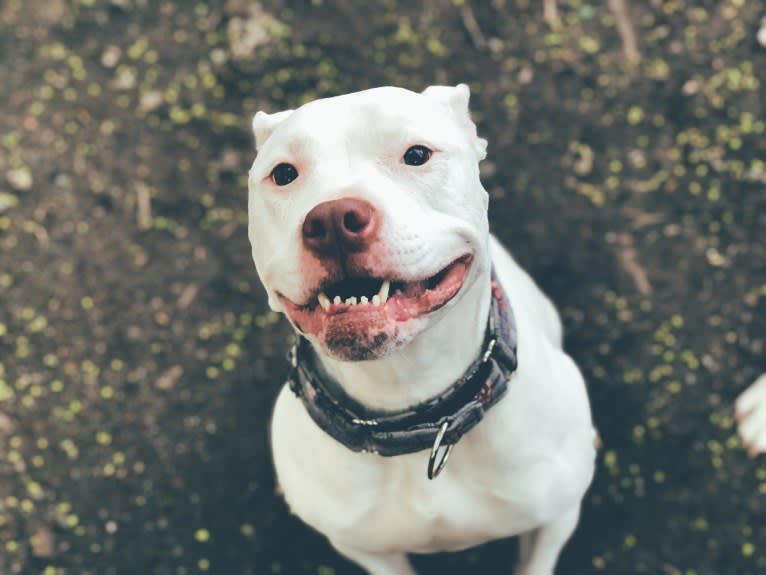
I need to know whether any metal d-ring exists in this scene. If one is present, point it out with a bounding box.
[427,421,454,480]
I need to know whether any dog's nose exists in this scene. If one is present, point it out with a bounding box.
[302,198,378,256]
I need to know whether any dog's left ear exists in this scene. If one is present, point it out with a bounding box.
[252,109,294,151]
[422,83,487,161]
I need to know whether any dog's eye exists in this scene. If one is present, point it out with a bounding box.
[403,145,432,166]
[271,163,298,186]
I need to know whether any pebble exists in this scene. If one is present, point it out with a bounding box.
[6,168,32,191]
[101,45,122,68]
[0,192,18,212]
[139,90,164,113]
[758,23,766,48]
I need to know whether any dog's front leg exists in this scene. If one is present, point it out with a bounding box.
[332,541,416,575]
[516,505,581,575]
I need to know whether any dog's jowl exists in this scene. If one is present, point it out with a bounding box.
[247,84,597,575]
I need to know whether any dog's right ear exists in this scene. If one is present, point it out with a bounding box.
[252,109,294,151]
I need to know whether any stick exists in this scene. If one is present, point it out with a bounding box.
[543,0,559,23]
[460,3,486,49]
[619,246,652,296]
[607,0,641,64]
[136,183,152,230]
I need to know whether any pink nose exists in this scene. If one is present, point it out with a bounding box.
[302,198,379,257]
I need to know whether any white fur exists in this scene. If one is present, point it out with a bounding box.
[248,85,596,574]
[736,374,766,456]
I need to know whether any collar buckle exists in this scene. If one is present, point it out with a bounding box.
[481,338,497,363]
[427,420,454,480]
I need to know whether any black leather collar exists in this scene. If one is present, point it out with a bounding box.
[284,276,518,478]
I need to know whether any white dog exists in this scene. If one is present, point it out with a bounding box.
[247,84,597,575]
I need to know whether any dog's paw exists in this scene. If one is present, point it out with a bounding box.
[736,374,766,457]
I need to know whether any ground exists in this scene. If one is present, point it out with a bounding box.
[1,0,765,574]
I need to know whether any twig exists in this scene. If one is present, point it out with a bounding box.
[607,0,641,64]
[156,365,183,391]
[217,220,238,239]
[460,3,486,49]
[618,246,652,296]
[31,223,50,247]
[543,0,559,23]
[623,207,666,229]
[136,182,152,230]
[176,283,199,310]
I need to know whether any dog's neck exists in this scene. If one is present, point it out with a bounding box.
[315,269,492,412]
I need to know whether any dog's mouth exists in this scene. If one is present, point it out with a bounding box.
[308,253,471,317]
[278,254,473,360]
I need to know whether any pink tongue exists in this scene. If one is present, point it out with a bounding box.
[403,280,427,298]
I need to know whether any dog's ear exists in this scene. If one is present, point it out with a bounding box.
[422,83,487,161]
[252,109,294,151]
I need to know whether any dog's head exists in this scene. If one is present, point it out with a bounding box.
[248,84,490,361]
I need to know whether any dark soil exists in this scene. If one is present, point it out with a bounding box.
[1,1,765,574]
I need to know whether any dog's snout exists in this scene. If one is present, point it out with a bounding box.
[302,198,378,256]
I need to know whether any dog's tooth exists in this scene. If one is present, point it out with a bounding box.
[360,296,369,305]
[333,296,341,305]
[317,292,331,311]
[378,280,390,304]
[372,294,381,306]
[345,297,357,306]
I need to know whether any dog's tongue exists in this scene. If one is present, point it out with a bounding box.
[402,279,427,298]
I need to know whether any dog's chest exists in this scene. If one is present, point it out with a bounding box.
[274,393,574,554]
[333,463,548,554]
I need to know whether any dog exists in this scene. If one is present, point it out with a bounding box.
[247,84,597,575]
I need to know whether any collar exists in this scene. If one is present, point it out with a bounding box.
[284,274,518,479]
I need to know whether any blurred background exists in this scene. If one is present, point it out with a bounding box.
[1,0,765,573]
